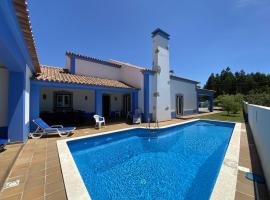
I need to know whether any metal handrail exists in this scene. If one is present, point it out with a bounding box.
[147,117,151,129]
[154,120,160,129]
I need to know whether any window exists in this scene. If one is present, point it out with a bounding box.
[54,91,73,112]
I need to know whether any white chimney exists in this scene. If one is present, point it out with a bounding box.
[151,28,171,122]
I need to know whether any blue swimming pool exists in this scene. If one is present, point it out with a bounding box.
[68,120,235,200]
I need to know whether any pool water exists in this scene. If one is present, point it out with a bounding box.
[68,120,235,200]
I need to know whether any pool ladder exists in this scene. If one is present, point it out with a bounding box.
[147,118,160,133]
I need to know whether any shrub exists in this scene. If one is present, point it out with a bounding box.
[218,95,242,115]
[214,95,222,106]
[244,88,270,107]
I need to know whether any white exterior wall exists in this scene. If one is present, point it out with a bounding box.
[0,68,8,127]
[65,56,71,72]
[24,67,32,133]
[104,92,124,112]
[66,57,145,113]
[75,58,121,80]
[119,65,144,112]
[245,102,270,191]
[149,74,155,115]
[40,88,128,114]
[40,88,95,113]
[170,79,197,115]
[152,34,171,121]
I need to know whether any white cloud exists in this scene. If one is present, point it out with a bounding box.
[235,0,267,7]
[236,0,256,7]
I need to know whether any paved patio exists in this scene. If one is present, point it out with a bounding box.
[0,116,269,200]
[0,144,23,190]
[235,123,269,200]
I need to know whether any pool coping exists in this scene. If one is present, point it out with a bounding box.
[210,122,241,200]
[57,119,241,200]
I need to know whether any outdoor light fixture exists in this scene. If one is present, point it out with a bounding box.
[42,94,46,100]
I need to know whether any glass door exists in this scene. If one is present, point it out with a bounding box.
[123,94,131,116]
[176,95,183,116]
[56,94,72,108]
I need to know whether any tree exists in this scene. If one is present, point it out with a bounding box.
[204,73,215,91]
[219,95,242,115]
[204,68,270,97]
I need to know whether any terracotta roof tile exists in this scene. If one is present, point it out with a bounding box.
[33,65,134,89]
[13,0,40,72]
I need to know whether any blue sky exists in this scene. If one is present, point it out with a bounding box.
[28,0,270,86]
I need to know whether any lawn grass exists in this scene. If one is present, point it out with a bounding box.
[198,111,244,123]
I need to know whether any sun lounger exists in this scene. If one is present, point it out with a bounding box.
[30,118,76,139]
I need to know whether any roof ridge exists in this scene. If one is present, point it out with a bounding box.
[170,74,199,84]
[41,64,64,69]
[65,51,121,68]
[109,59,147,70]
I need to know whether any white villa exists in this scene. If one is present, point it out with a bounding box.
[0,0,214,142]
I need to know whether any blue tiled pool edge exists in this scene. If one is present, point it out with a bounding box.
[57,119,241,200]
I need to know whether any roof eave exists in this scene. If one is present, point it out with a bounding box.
[66,52,121,68]
[170,75,199,84]
[13,0,41,73]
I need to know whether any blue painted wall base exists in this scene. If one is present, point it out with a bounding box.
[8,71,27,142]
[171,112,176,118]
[0,127,8,139]
[30,84,40,131]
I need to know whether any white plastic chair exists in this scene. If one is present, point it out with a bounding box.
[93,115,105,129]
[133,109,141,124]
[126,111,132,120]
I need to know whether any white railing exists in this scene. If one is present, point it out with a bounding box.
[243,101,270,192]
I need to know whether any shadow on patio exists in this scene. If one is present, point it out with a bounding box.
[235,123,269,200]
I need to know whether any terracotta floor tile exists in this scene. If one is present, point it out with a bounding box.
[45,171,63,185]
[13,162,30,170]
[6,175,27,186]
[45,189,67,200]
[0,193,22,200]
[9,167,29,178]
[235,191,255,200]
[31,156,46,163]
[239,158,252,169]
[46,159,60,169]
[33,152,46,156]
[22,185,44,200]
[29,163,46,172]
[236,179,256,197]
[45,166,61,176]
[46,154,58,161]
[0,144,22,189]
[45,180,64,195]
[24,176,45,190]
[237,171,254,186]
[27,169,46,178]
[0,184,25,199]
